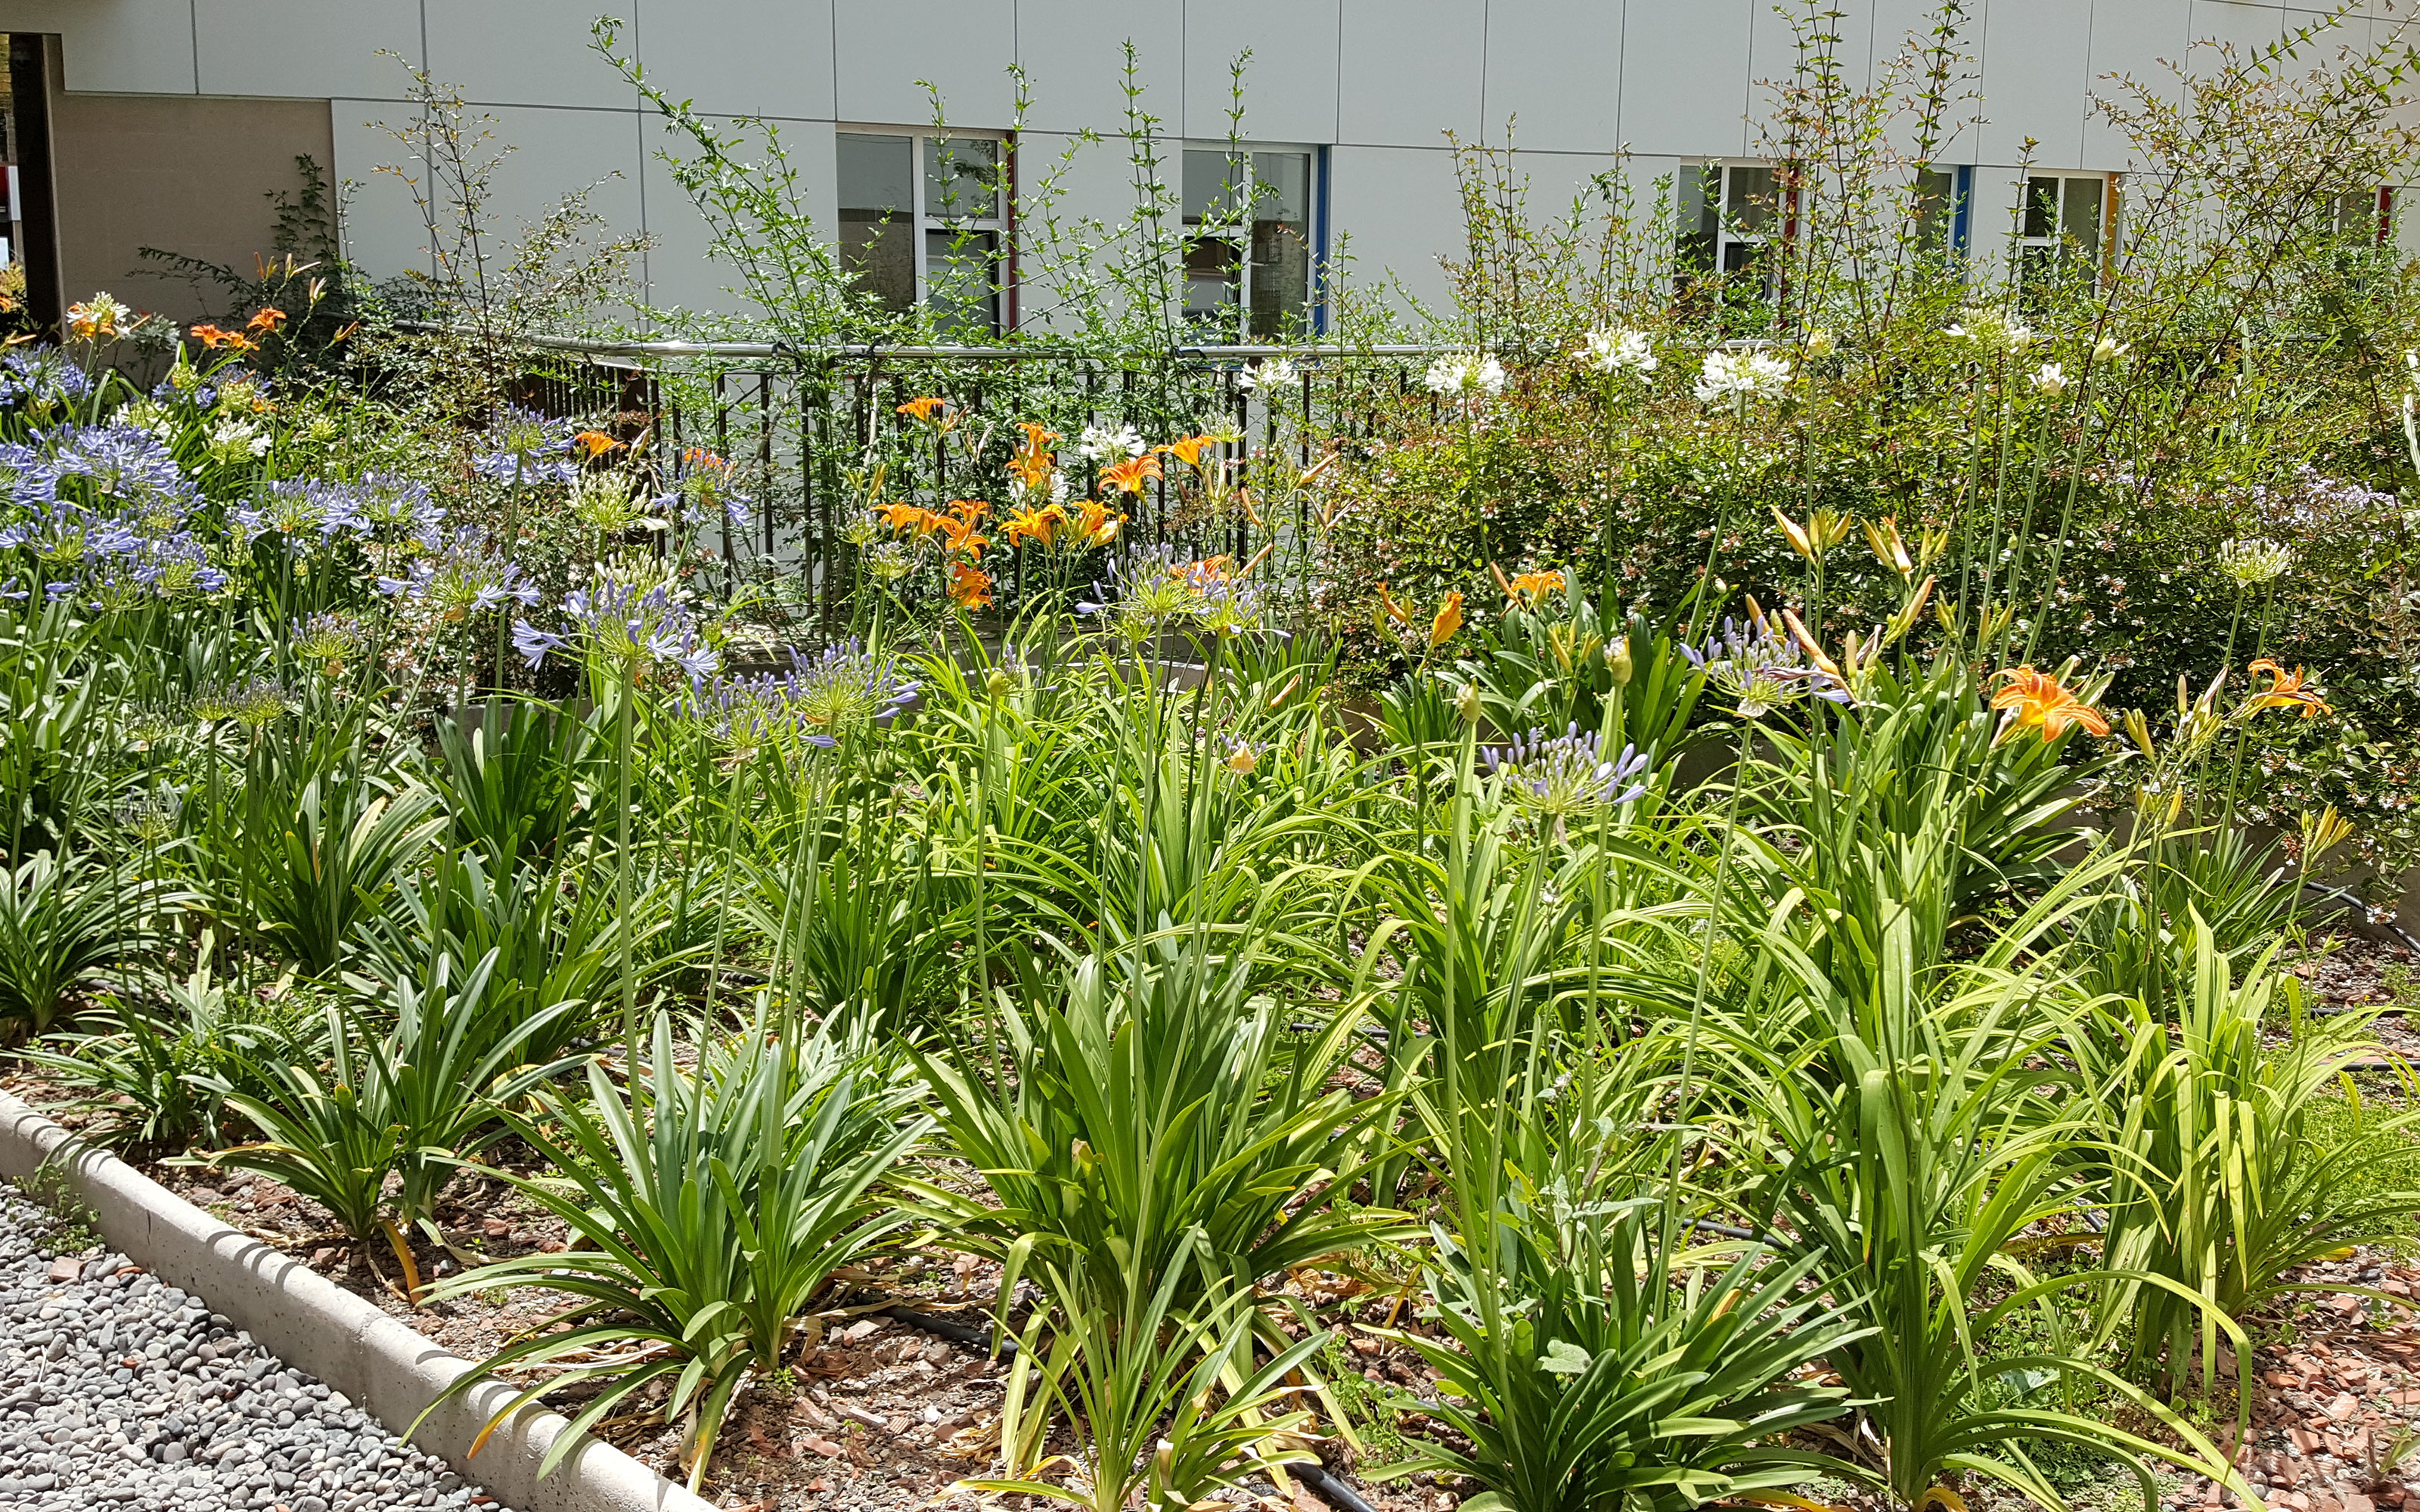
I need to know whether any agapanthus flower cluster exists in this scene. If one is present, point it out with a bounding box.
[2217,537,2294,587]
[513,572,721,684]
[1944,306,2037,354]
[291,611,371,675]
[26,422,200,531]
[1580,327,1658,376]
[1487,723,1651,820]
[114,782,184,844]
[346,472,444,542]
[1683,618,1849,719]
[768,638,922,742]
[189,677,293,727]
[203,418,272,466]
[377,525,540,619]
[1236,357,1300,392]
[653,447,755,528]
[1424,352,1509,405]
[235,479,371,544]
[118,533,227,600]
[1693,350,1793,404]
[1078,423,1146,463]
[472,404,579,487]
[0,349,93,410]
[0,500,138,565]
[1078,546,1269,641]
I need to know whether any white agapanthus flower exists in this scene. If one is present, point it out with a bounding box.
[205,418,271,463]
[1692,349,1793,405]
[1077,422,1145,463]
[1803,328,1838,358]
[1238,357,1300,392]
[1944,305,2036,354]
[2030,362,2068,395]
[1424,352,1508,404]
[2218,538,2294,587]
[1579,327,1658,376]
[2093,336,2130,364]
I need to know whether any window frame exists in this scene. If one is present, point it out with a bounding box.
[2014,171,2114,290]
[833,125,1015,334]
[1178,141,1323,341]
[1677,159,1797,301]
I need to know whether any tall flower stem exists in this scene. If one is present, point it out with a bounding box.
[613,661,639,1076]
[1659,717,1755,1259]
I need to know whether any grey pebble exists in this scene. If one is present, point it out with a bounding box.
[0,1179,519,1512]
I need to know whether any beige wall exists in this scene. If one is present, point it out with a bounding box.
[50,93,334,325]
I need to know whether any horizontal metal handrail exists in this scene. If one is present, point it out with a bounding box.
[392,321,1454,364]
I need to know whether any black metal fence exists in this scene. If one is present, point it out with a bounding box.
[501,333,1452,634]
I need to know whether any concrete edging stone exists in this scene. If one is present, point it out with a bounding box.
[0,1088,715,1512]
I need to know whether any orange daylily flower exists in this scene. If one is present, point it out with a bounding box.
[945,498,990,526]
[1497,566,1566,609]
[1100,454,1163,496]
[948,562,994,609]
[1008,431,1058,494]
[895,395,950,426]
[1015,420,1059,451]
[876,500,935,534]
[1990,666,2111,741]
[2245,658,2332,719]
[1072,498,1125,546]
[247,306,290,334]
[1376,582,1416,636]
[1003,503,1069,549]
[572,429,623,457]
[190,324,256,352]
[1430,590,1465,649]
[1157,433,1217,468]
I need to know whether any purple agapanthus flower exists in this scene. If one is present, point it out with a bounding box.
[1682,617,1851,718]
[377,525,540,617]
[472,404,580,488]
[513,573,721,685]
[1486,723,1650,816]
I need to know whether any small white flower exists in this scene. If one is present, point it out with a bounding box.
[206,418,271,463]
[1693,349,1792,404]
[1238,357,1299,392]
[1077,422,1144,463]
[1424,352,1507,404]
[1804,328,1837,359]
[2093,336,2130,364]
[1579,327,1658,376]
[2030,362,2068,395]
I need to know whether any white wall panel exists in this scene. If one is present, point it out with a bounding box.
[424,0,635,112]
[2080,0,2190,168]
[194,0,422,100]
[632,0,834,123]
[329,95,438,283]
[1005,127,1160,335]
[1479,0,1621,153]
[1181,0,1339,145]
[637,113,833,319]
[834,2,1017,129]
[1975,0,2093,166]
[0,0,199,95]
[1337,0,1484,149]
[1618,0,1754,159]
[1328,143,1461,316]
[1016,0,1180,139]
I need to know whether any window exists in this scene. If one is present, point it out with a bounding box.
[1181,147,1316,339]
[2016,172,2110,296]
[836,131,1008,335]
[2333,187,2393,246]
[1913,166,1968,257]
[1677,162,1788,297]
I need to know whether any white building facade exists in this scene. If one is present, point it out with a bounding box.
[0,0,2405,330]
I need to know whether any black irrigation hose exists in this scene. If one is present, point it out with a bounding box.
[876,1302,1382,1512]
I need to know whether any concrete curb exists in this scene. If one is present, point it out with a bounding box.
[0,1088,715,1512]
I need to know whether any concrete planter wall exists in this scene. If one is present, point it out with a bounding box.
[0,1089,713,1512]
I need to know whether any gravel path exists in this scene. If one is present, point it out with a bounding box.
[0,1178,514,1512]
